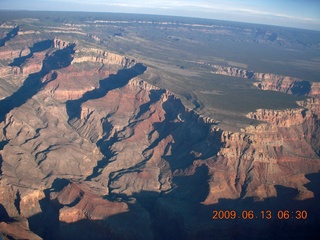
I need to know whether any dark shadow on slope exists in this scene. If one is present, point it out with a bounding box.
[85,156,113,181]
[0,153,2,175]
[66,63,147,120]
[117,167,210,240]
[68,64,147,181]
[9,39,53,66]
[25,172,320,240]
[0,44,75,123]
[168,165,210,203]
[305,172,320,199]
[0,26,19,47]
[56,207,153,240]
[41,175,320,240]
[154,177,320,240]
[57,219,115,240]
[145,95,223,171]
[27,191,154,240]
[28,201,60,240]
[13,191,21,215]
[246,70,254,79]
[94,120,116,158]
[290,80,311,96]
[200,184,320,240]
[86,127,117,180]
[49,178,71,193]
[86,90,164,181]
[0,204,14,222]
[28,183,65,240]
[143,96,185,152]
[135,89,166,120]
[41,44,75,71]
[0,140,8,150]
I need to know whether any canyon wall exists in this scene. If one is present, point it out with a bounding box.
[214,65,320,96]
[72,47,136,68]
[0,33,319,239]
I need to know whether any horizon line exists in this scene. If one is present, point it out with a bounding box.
[0,8,319,32]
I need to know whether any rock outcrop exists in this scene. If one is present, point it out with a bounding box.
[203,97,320,203]
[0,30,319,240]
[213,65,320,96]
[51,183,153,240]
[0,48,24,60]
[72,48,136,68]
[0,219,43,240]
[53,38,71,50]
[10,51,46,75]
[246,108,305,127]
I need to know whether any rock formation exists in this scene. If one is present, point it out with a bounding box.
[0,27,319,240]
[72,48,136,67]
[53,38,71,50]
[213,65,320,96]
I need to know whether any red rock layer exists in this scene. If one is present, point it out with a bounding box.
[214,65,320,96]
[0,36,319,239]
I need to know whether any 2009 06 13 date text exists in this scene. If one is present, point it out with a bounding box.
[212,210,308,220]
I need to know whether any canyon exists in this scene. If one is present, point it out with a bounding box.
[0,12,320,240]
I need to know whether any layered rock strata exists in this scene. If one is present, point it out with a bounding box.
[213,65,320,96]
[0,34,319,239]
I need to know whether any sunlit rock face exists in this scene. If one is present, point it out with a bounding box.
[214,65,319,96]
[0,23,319,240]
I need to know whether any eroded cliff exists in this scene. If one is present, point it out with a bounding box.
[213,65,320,97]
[0,28,319,240]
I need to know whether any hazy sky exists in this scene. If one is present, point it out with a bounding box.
[1,0,320,30]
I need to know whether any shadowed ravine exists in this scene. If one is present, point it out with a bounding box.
[66,63,147,121]
[0,26,19,47]
[65,63,147,181]
[0,44,75,122]
[9,39,53,67]
[85,89,167,181]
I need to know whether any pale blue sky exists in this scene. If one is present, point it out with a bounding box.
[1,0,320,30]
